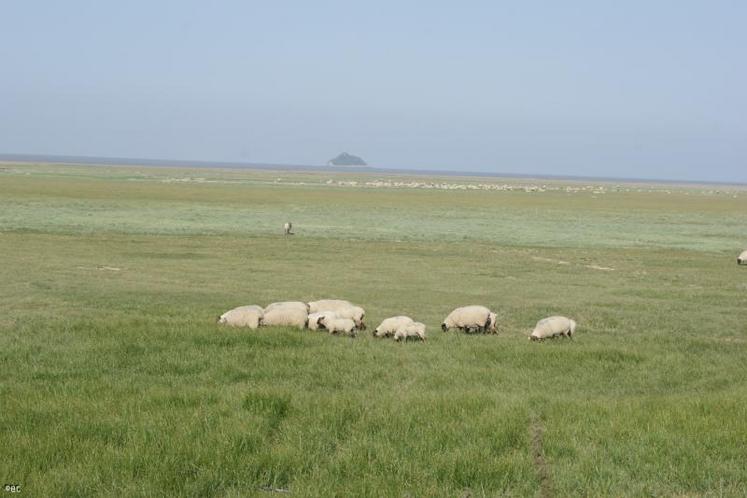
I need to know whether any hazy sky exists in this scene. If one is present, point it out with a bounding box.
[2,1,745,181]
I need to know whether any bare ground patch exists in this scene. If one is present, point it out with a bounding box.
[531,255,615,272]
[532,256,570,265]
[585,264,615,271]
[530,415,554,498]
[76,265,122,271]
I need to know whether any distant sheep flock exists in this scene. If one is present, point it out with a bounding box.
[218,299,577,343]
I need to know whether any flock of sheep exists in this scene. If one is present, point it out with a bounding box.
[217,299,577,342]
[216,247,746,341]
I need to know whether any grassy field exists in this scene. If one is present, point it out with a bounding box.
[1,163,746,497]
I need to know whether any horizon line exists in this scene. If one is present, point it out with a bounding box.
[1,152,744,187]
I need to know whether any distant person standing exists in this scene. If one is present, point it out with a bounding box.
[283,222,293,235]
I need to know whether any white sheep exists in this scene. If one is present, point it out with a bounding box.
[307,311,338,331]
[319,315,356,336]
[264,301,309,314]
[738,250,747,265]
[307,299,353,313]
[374,316,414,338]
[394,322,426,342]
[441,305,496,334]
[307,300,366,329]
[333,305,366,330]
[217,305,264,329]
[284,222,293,235]
[260,306,308,330]
[529,316,577,341]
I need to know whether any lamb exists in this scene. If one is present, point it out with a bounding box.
[319,315,356,336]
[394,322,426,342]
[307,310,338,331]
[529,316,577,341]
[264,301,309,313]
[217,305,264,329]
[738,250,747,265]
[441,305,496,334]
[260,306,308,330]
[374,316,414,338]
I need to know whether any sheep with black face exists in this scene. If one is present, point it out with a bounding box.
[441,305,496,334]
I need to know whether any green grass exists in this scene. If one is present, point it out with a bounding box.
[1,164,747,497]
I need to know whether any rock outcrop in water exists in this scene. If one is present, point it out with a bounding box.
[327,152,368,167]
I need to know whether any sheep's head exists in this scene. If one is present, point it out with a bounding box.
[487,312,497,332]
[350,307,365,327]
[441,323,448,332]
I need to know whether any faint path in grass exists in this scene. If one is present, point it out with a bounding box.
[585,264,615,271]
[530,415,554,498]
[531,255,615,272]
[531,256,570,265]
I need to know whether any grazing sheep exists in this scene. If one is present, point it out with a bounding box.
[319,315,356,336]
[738,250,747,265]
[529,316,577,341]
[261,306,308,330]
[307,300,365,329]
[307,299,354,313]
[284,222,293,235]
[307,310,338,331]
[333,305,366,330]
[441,305,496,334]
[217,305,263,329]
[264,301,309,314]
[394,322,427,342]
[374,316,414,338]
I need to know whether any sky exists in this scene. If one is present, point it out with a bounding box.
[1,1,745,182]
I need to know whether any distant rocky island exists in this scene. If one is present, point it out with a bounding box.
[326,152,368,167]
